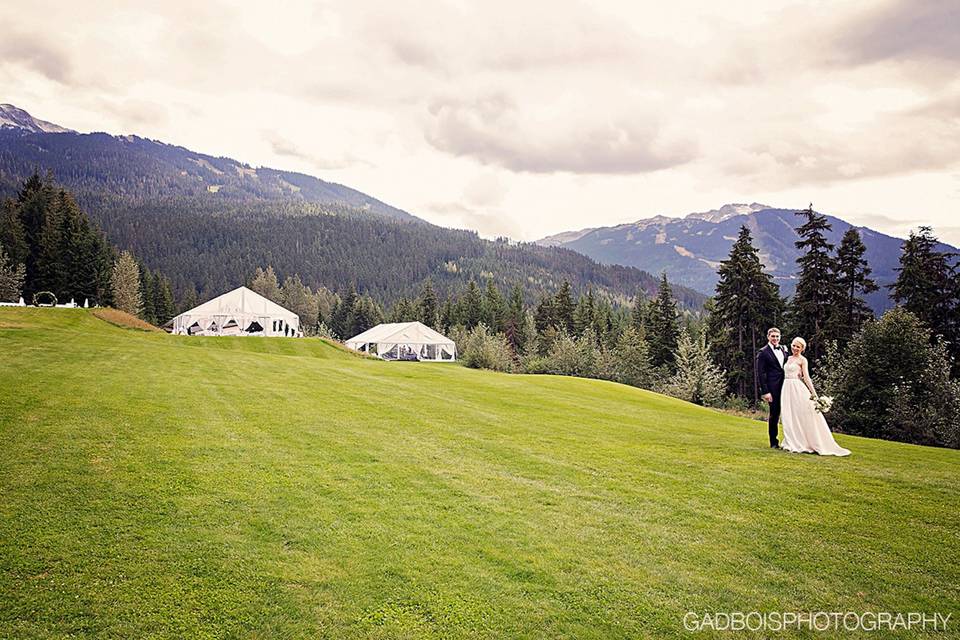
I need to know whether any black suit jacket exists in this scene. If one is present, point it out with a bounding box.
[756,344,789,396]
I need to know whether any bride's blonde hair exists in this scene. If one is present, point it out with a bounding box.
[791,337,807,351]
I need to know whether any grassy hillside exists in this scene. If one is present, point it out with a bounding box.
[1,308,958,638]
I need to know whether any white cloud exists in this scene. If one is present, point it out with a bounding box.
[1,0,958,242]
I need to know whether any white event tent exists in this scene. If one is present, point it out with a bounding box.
[345,321,456,361]
[170,286,301,337]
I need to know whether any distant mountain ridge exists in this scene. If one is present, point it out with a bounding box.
[537,204,958,312]
[0,104,707,308]
[0,111,414,221]
[0,103,75,134]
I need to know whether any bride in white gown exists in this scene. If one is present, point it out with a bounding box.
[780,337,851,456]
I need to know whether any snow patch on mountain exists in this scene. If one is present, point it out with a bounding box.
[685,202,771,223]
[0,104,74,134]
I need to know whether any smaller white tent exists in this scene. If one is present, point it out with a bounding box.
[170,286,301,337]
[346,321,456,361]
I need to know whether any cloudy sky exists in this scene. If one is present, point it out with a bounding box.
[3,0,959,243]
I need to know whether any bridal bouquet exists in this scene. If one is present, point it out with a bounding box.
[811,395,834,414]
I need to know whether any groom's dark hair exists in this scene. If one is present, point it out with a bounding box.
[767,327,781,337]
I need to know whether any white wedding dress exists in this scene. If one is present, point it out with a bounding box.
[780,357,851,456]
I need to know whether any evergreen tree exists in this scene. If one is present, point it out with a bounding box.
[14,173,57,299]
[111,250,142,315]
[648,273,680,369]
[630,289,649,336]
[608,326,654,388]
[0,245,26,302]
[179,287,198,315]
[0,199,28,268]
[707,226,784,400]
[331,284,359,338]
[250,266,282,303]
[789,204,840,362]
[140,266,157,324]
[417,279,439,329]
[533,295,557,355]
[665,329,727,407]
[389,296,416,323]
[832,228,878,346]
[592,296,617,347]
[281,275,319,333]
[824,308,959,448]
[438,297,456,333]
[574,289,596,338]
[459,280,484,329]
[482,280,505,332]
[503,284,527,354]
[349,295,384,337]
[34,204,63,296]
[153,273,176,325]
[892,226,958,365]
[553,281,575,335]
[314,286,339,327]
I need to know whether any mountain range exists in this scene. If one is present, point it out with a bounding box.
[538,203,957,312]
[0,104,705,308]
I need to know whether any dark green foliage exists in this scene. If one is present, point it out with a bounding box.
[788,204,840,362]
[458,280,484,329]
[482,280,506,333]
[438,297,456,333]
[281,275,319,332]
[0,199,28,267]
[607,326,654,388]
[574,289,596,338]
[648,273,680,370]
[152,272,176,325]
[329,284,384,339]
[630,289,649,336]
[822,308,959,448]
[553,281,575,335]
[389,297,417,323]
[2,174,116,306]
[350,296,385,337]
[140,267,156,324]
[502,284,527,354]
[331,285,359,339]
[892,226,959,369]
[707,226,784,400]
[249,266,283,303]
[417,279,439,329]
[832,228,878,346]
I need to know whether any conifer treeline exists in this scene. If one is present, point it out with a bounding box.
[1,174,113,305]
[0,174,177,326]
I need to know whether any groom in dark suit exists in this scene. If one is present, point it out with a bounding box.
[756,327,789,448]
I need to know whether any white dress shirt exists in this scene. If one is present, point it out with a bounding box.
[769,342,784,367]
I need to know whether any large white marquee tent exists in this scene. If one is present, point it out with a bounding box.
[346,322,456,361]
[170,286,301,337]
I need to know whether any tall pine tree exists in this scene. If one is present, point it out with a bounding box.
[832,228,877,346]
[648,273,680,370]
[417,279,439,329]
[789,204,840,362]
[707,226,784,400]
[892,226,959,369]
[553,281,575,335]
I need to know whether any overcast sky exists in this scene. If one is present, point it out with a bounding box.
[3,0,959,243]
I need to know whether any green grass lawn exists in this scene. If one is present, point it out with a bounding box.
[1,308,958,638]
